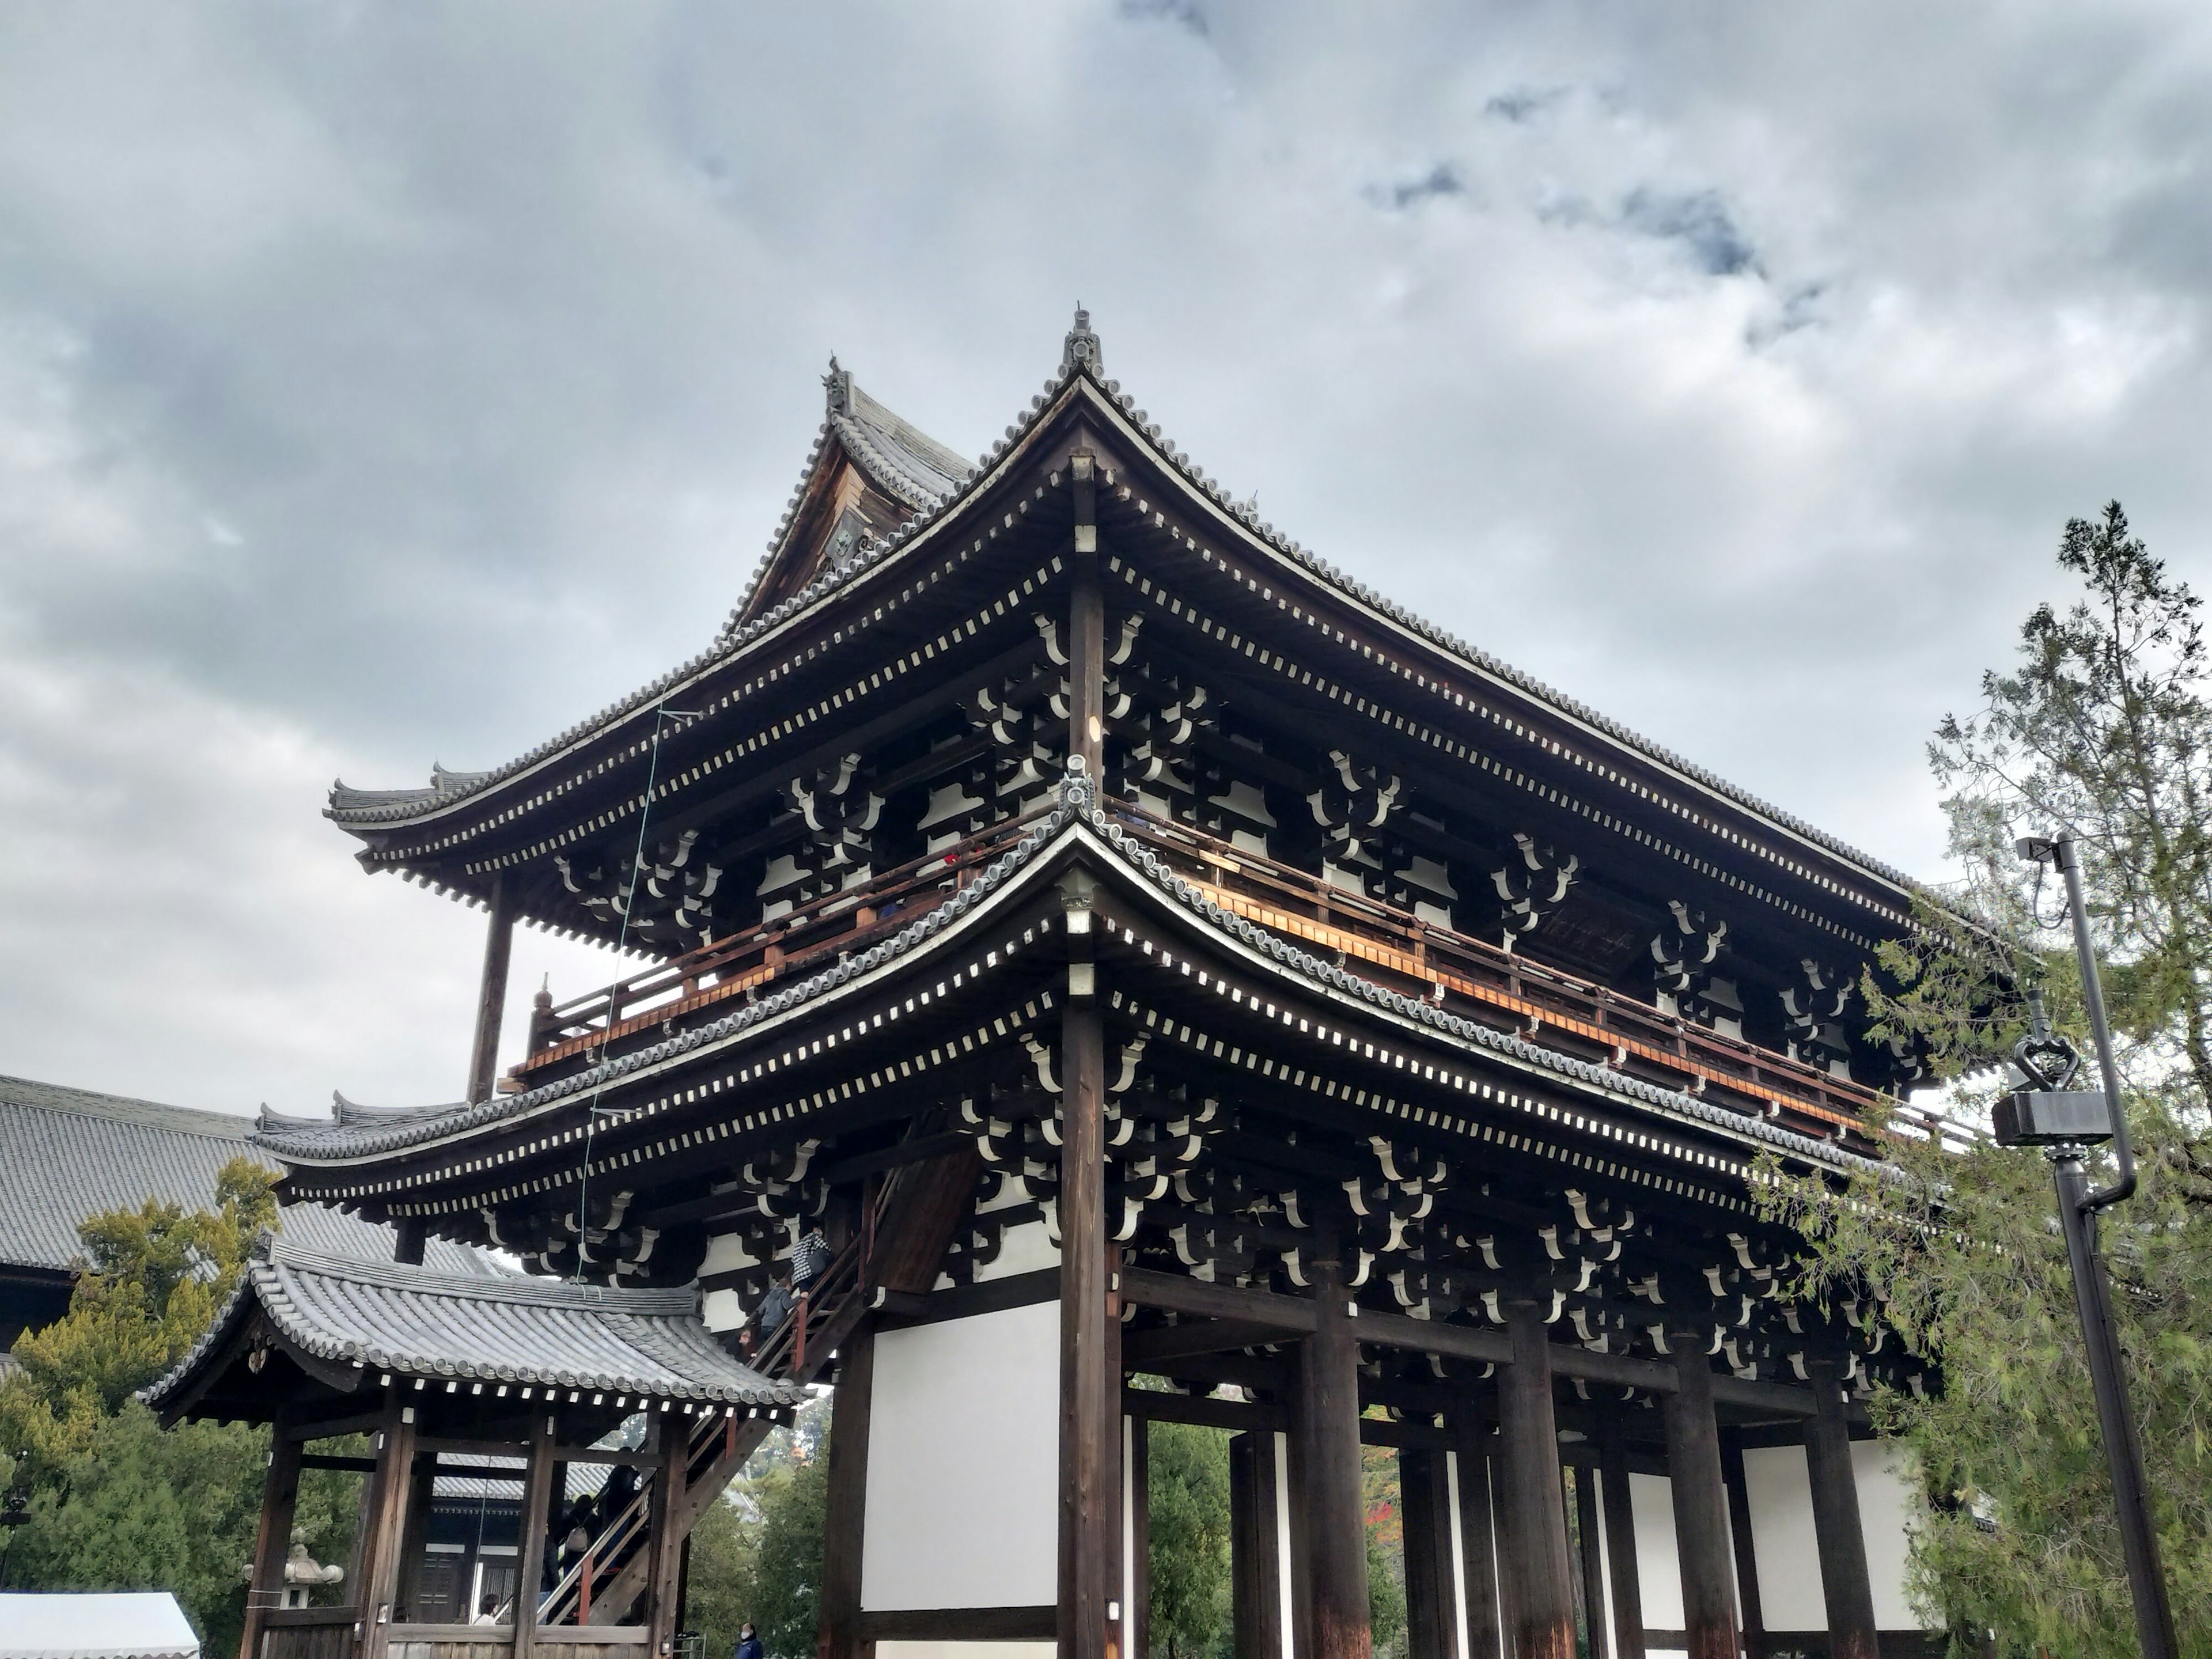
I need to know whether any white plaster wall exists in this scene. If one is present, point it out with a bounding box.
[1856,1440,1925,1630]
[1742,1445,1826,1632]
[975,1218,1059,1283]
[862,1300,1060,1610]
[1628,1472,1684,1633]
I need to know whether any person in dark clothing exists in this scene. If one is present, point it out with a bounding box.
[789,1228,832,1296]
[753,1270,794,1334]
[734,1623,762,1659]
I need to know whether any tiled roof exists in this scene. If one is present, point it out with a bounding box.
[259,774,1889,1184]
[314,319,1942,929]
[143,1238,801,1410]
[0,1075,494,1278]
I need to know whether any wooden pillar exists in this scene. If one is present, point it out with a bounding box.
[1068,451,1105,782]
[238,1417,303,1659]
[514,1412,557,1659]
[359,1402,419,1659]
[1572,1464,1609,1659]
[1596,1431,1644,1659]
[393,1218,427,1267]
[1498,1304,1576,1659]
[1719,1432,1765,1659]
[1452,1438,1501,1659]
[467,872,518,1104]
[1230,1431,1283,1659]
[396,1451,439,1619]
[1059,995,1117,1659]
[1128,1413,1150,1659]
[645,1410,688,1655]
[1297,1241,1369,1659]
[1661,1357,1738,1659]
[1804,1361,1880,1659]
[1399,1448,1460,1659]
[821,1326,876,1659]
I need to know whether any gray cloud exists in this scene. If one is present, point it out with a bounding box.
[2,1,2209,1115]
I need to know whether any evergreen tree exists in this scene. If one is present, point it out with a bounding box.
[1146,1421,1232,1659]
[1760,503,2212,1656]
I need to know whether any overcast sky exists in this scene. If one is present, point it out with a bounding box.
[2,2,2207,1116]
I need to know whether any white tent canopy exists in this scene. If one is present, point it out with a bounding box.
[0,1593,200,1659]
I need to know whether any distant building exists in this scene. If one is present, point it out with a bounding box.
[0,1075,491,1357]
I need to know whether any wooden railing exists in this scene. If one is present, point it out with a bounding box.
[509,818,1041,1087]
[511,797,1978,1154]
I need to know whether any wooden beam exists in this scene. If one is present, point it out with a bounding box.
[468,872,518,1105]
[1230,1430,1283,1659]
[237,1412,303,1659]
[1060,998,1117,1659]
[1499,1304,1577,1659]
[1597,1429,1645,1659]
[1662,1358,1739,1659]
[820,1321,874,1659]
[1120,1268,1318,1333]
[1719,1430,1766,1659]
[1453,1435,1501,1659]
[815,1131,976,1188]
[358,1400,418,1659]
[1351,1305,1510,1368]
[643,1411,687,1656]
[1124,1317,1293,1365]
[1399,1447,1460,1659]
[513,1412,556,1659]
[1298,1240,1370,1659]
[1123,1388,1285,1434]
[1804,1360,1879,1659]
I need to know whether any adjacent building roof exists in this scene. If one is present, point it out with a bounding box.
[0,1075,492,1278]
[143,1238,801,1411]
[0,1593,200,1659]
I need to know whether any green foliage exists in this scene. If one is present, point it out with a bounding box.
[0,1158,302,1652]
[1359,1443,1406,1659]
[684,1396,831,1659]
[1,1156,277,1468]
[1146,1421,1232,1659]
[1766,503,2212,1657]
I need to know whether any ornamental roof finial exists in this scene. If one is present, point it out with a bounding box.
[1061,304,1101,377]
[823,355,852,415]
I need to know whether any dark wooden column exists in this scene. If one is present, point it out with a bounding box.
[1129,1413,1150,1659]
[238,1414,303,1659]
[392,1217,426,1267]
[821,1324,876,1659]
[1804,1361,1879,1659]
[1499,1305,1577,1659]
[1573,1464,1609,1659]
[514,1412,557,1659]
[1060,994,1117,1659]
[358,1401,419,1659]
[1661,1357,1738,1659]
[644,1410,688,1655]
[1230,1430,1283,1659]
[1452,1435,1501,1659]
[396,1450,439,1618]
[467,872,518,1105]
[1400,1447,1460,1659]
[1719,1431,1766,1659]
[1596,1430,1644,1659]
[1298,1241,1370,1659]
[1068,450,1105,782]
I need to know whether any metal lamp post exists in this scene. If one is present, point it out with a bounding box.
[2003,830,2176,1659]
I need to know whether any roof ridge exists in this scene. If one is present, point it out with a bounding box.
[263,1236,697,1312]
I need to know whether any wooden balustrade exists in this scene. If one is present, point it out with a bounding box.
[510,798,1978,1154]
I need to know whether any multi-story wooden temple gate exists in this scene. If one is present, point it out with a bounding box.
[175,313,1972,1659]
